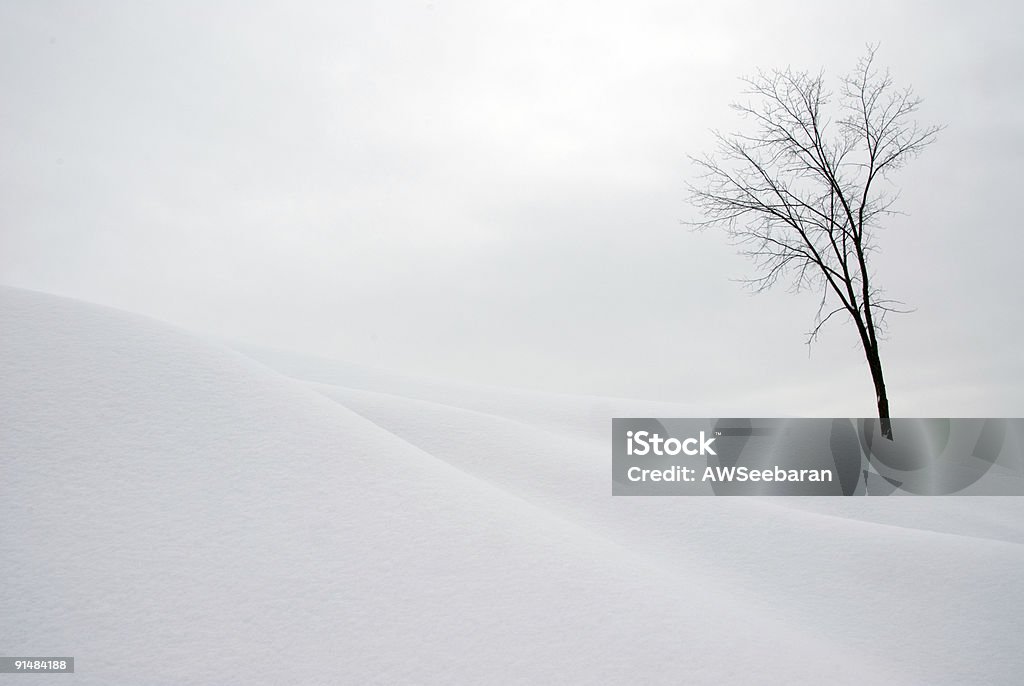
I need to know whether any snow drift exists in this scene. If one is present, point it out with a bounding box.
[2,286,1022,684]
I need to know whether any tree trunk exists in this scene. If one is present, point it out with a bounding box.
[865,347,893,441]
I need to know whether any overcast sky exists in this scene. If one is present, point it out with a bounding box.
[2,1,1022,416]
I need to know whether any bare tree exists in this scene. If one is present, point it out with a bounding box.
[687,46,941,440]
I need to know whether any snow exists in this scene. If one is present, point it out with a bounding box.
[2,285,1023,684]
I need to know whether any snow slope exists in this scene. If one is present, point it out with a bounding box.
[2,286,1022,684]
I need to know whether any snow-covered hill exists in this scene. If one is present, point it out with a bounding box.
[2,286,1022,684]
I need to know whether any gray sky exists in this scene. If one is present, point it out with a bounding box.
[2,0,1022,416]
